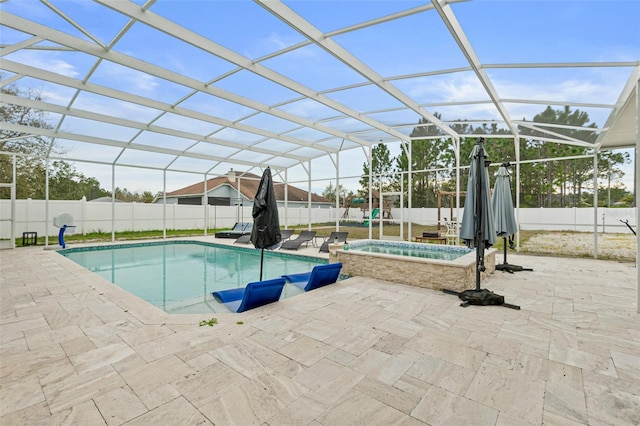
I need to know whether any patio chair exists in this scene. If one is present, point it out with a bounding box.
[211,277,286,313]
[215,222,253,239]
[280,230,316,250]
[443,219,458,245]
[318,231,348,253]
[235,229,293,245]
[282,262,343,292]
[280,229,294,241]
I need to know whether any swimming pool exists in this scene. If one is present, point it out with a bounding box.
[60,241,327,314]
[330,239,495,292]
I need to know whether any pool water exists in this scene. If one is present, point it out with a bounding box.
[349,242,471,261]
[60,241,326,314]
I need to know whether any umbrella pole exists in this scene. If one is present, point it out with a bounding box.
[475,141,485,291]
[442,138,520,310]
[495,164,533,274]
[495,238,515,273]
[259,248,264,281]
[503,237,508,264]
[495,239,533,272]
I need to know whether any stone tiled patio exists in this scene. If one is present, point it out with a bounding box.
[1,239,639,425]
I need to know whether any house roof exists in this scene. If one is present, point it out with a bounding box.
[166,172,331,204]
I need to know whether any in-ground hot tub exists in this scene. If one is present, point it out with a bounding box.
[329,239,496,292]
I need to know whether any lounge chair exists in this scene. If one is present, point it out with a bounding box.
[280,230,316,250]
[211,277,286,313]
[318,231,348,253]
[280,229,294,241]
[215,222,253,239]
[282,262,343,292]
[236,229,293,245]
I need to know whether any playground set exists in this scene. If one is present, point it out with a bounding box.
[339,190,465,229]
[436,190,465,227]
[340,192,393,225]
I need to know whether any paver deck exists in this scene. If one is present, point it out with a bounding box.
[1,239,639,425]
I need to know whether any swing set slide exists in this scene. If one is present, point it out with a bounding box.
[363,208,379,226]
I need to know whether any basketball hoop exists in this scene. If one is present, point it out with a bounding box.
[53,213,75,248]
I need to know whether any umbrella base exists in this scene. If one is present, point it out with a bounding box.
[495,263,533,274]
[442,288,520,310]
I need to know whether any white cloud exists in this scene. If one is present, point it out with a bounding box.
[250,32,313,59]
[98,61,159,93]
[407,73,487,102]
[9,50,79,78]
[278,98,334,119]
[402,68,628,125]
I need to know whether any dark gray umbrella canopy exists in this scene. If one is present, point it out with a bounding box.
[492,165,518,238]
[443,139,521,308]
[251,168,282,250]
[460,144,497,249]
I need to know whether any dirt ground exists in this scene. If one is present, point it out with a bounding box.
[520,232,636,262]
[310,224,637,263]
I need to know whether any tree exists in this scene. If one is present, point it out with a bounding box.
[359,143,394,196]
[322,182,352,204]
[519,106,598,207]
[113,187,156,203]
[598,150,630,207]
[394,117,514,208]
[0,82,56,199]
[399,106,630,209]
[395,117,454,207]
[1,79,155,201]
[47,161,110,200]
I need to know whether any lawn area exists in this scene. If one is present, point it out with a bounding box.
[14,225,634,263]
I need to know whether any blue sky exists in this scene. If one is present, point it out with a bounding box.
[1,0,638,195]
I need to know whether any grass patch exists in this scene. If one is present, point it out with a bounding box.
[15,228,227,247]
[199,318,218,327]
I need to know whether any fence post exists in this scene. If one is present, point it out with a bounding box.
[81,196,86,235]
[26,197,31,233]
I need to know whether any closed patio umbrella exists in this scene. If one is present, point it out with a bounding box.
[492,163,532,273]
[492,164,518,238]
[445,138,519,309]
[460,141,496,250]
[251,167,282,280]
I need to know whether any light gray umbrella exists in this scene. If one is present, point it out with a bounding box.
[460,143,497,249]
[492,165,518,238]
[492,164,532,273]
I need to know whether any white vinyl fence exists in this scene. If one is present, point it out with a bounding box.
[0,198,636,241]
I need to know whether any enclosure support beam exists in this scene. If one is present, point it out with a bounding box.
[11,155,16,249]
[635,78,640,313]
[379,173,383,241]
[284,169,288,229]
[203,173,208,236]
[45,159,49,247]
[408,141,412,241]
[162,170,167,240]
[308,160,312,231]
[335,151,340,231]
[515,137,521,251]
[454,137,461,243]
[593,149,598,259]
[111,164,116,243]
[368,146,373,240]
